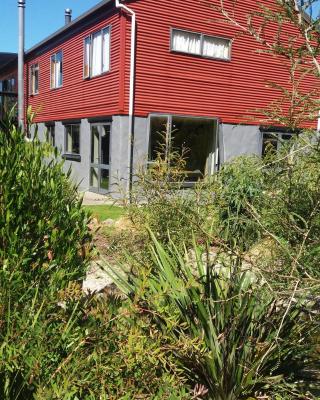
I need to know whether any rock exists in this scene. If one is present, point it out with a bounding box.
[102,218,115,227]
[82,260,127,299]
[114,217,133,231]
[83,260,113,294]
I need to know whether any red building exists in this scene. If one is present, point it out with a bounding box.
[22,0,319,194]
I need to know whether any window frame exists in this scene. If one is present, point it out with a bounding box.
[89,122,112,193]
[170,27,232,61]
[64,123,81,161]
[261,130,296,158]
[45,123,55,147]
[83,25,112,79]
[50,50,63,89]
[147,113,219,183]
[30,63,39,95]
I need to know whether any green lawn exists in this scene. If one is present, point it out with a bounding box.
[83,205,125,222]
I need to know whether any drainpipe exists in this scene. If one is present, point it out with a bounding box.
[115,0,136,197]
[18,0,25,130]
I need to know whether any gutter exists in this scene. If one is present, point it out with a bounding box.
[115,0,136,196]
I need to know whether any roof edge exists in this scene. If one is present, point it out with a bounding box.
[26,0,114,56]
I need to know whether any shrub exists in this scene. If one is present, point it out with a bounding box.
[127,149,216,250]
[212,156,265,251]
[0,116,190,399]
[0,115,91,286]
[110,234,318,400]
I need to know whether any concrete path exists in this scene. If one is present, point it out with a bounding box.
[81,191,115,206]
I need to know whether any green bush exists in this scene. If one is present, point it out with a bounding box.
[0,114,90,398]
[0,116,90,285]
[127,149,216,250]
[212,156,265,251]
[0,116,189,399]
[110,234,318,400]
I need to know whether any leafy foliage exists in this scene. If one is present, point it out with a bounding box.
[109,234,318,400]
[0,117,188,399]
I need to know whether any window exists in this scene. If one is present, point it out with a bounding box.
[50,51,63,88]
[148,115,219,182]
[84,26,111,78]
[261,131,294,158]
[171,28,231,60]
[65,124,80,155]
[0,78,16,93]
[30,64,39,95]
[90,124,111,192]
[46,125,55,147]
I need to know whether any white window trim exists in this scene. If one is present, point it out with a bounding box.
[83,25,111,79]
[50,50,63,89]
[170,28,232,61]
[30,63,39,95]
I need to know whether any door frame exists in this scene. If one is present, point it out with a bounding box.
[89,122,112,194]
[147,113,220,180]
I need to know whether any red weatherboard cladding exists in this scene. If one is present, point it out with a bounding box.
[129,0,319,127]
[24,0,319,127]
[25,9,121,123]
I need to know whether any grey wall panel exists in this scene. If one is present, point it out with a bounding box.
[220,124,261,164]
[109,115,129,197]
[132,116,149,177]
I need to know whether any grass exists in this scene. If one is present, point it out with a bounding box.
[83,205,125,222]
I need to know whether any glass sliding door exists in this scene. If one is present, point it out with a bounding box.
[90,123,111,193]
[148,115,219,184]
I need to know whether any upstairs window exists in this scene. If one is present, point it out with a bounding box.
[171,28,231,61]
[30,63,39,95]
[50,50,63,89]
[84,26,111,78]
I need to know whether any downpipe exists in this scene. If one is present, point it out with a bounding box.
[115,0,136,199]
[18,0,25,131]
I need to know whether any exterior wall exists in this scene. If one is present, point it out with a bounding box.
[34,118,263,196]
[24,7,123,123]
[35,121,90,190]
[21,0,320,196]
[219,124,262,164]
[129,0,319,127]
[31,115,148,197]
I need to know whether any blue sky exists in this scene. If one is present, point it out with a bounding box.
[1,1,320,54]
[0,0,100,53]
